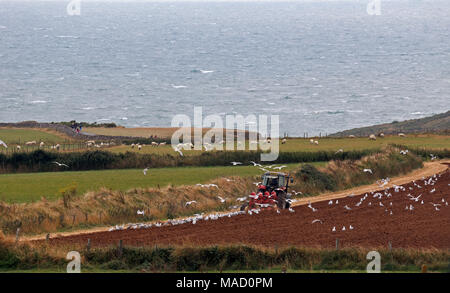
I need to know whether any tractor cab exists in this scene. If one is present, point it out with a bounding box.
[259,172,293,194]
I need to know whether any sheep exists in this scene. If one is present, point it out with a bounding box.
[369,134,377,141]
[314,140,319,145]
[131,143,135,149]
[349,135,356,138]
[310,139,315,144]
[55,144,60,151]
[16,145,21,151]
[39,142,45,148]
[159,142,166,146]
[151,142,158,147]
[86,140,95,145]
[281,138,287,144]
[138,145,142,150]
[379,133,385,138]
[398,133,406,137]
[25,141,37,146]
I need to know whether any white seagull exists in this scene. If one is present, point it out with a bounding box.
[185,200,197,206]
[363,168,373,174]
[230,161,242,166]
[53,161,69,168]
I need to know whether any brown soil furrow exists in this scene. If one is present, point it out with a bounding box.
[42,164,450,249]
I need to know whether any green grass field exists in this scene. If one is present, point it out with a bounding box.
[107,134,450,156]
[0,128,68,145]
[0,162,319,203]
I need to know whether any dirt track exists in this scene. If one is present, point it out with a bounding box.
[45,162,450,249]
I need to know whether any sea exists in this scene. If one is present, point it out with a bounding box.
[0,0,449,136]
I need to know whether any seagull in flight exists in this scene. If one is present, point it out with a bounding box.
[174,147,183,156]
[250,161,262,167]
[53,161,69,168]
[231,161,242,166]
[272,165,287,170]
[0,139,7,148]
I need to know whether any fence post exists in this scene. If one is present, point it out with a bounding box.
[118,240,123,257]
[15,228,20,244]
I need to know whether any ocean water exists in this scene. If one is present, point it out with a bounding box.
[0,0,449,136]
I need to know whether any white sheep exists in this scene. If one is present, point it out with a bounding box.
[349,135,356,138]
[314,140,319,145]
[39,142,45,148]
[25,141,37,146]
[398,133,406,137]
[281,138,287,144]
[16,145,21,151]
[369,134,377,141]
[379,133,385,138]
[310,139,314,144]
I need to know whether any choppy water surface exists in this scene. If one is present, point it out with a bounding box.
[0,1,449,135]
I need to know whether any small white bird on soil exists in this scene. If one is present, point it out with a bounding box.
[185,201,197,206]
[311,219,323,224]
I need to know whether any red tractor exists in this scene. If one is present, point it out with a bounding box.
[241,172,294,211]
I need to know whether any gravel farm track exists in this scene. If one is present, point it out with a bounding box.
[36,161,450,249]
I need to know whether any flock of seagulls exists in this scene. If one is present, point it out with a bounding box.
[109,210,247,232]
[109,169,448,239]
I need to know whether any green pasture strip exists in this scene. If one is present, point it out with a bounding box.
[0,162,319,203]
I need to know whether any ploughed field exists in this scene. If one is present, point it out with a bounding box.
[47,166,450,249]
